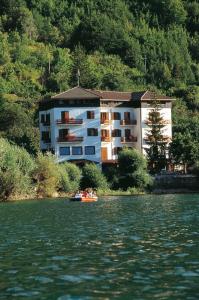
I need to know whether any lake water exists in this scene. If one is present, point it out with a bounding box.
[0,194,199,300]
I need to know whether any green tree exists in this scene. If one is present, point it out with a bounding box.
[33,153,60,197]
[81,163,108,190]
[58,162,81,192]
[144,94,170,173]
[0,138,35,200]
[118,148,152,190]
[0,98,39,155]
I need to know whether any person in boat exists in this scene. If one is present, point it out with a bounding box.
[88,190,93,197]
[82,190,87,197]
[74,191,82,198]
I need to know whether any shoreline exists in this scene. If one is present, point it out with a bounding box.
[1,189,199,202]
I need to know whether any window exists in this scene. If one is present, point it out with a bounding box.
[124,112,130,121]
[85,146,95,155]
[112,129,121,137]
[101,112,109,122]
[41,114,45,123]
[72,146,83,155]
[112,147,122,155]
[41,131,50,141]
[46,114,50,125]
[87,128,98,136]
[59,147,70,156]
[112,112,121,120]
[59,129,69,138]
[125,129,131,137]
[87,111,95,119]
[101,129,110,137]
[41,114,50,125]
[61,111,69,121]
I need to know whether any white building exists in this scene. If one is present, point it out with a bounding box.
[39,87,174,165]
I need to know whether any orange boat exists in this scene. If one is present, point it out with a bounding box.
[70,192,98,202]
[70,196,98,202]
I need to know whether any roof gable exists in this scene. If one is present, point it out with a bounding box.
[141,91,174,101]
[52,86,100,100]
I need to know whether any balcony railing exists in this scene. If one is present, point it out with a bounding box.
[57,135,84,143]
[121,136,137,143]
[120,119,137,126]
[101,119,111,125]
[101,136,112,142]
[56,118,83,125]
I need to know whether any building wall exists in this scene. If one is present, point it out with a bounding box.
[100,106,139,161]
[39,101,172,163]
[40,107,101,163]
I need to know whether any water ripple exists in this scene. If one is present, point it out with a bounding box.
[0,194,199,299]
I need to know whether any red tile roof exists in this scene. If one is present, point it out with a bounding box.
[50,86,174,102]
[86,89,132,101]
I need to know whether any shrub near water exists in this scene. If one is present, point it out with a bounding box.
[81,163,108,191]
[33,153,60,198]
[58,162,81,193]
[0,138,35,200]
[118,148,152,191]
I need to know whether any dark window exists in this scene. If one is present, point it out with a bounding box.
[59,147,70,156]
[112,129,121,137]
[41,131,50,141]
[87,128,98,136]
[101,112,109,122]
[112,147,122,155]
[41,114,45,123]
[61,111,69,121]
[72,146,83,155]
[87,111,95,119]
[124,112,130,120]
[85,146,95,155]
[59,129,69,138]
[125,129,131,137]
[46,114,50,125]
[112,112,121,120]
[101,129,110,137]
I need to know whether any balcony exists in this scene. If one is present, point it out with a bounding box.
[121,136,137,143]
[57,135,84,143]
[120,119,137,126]
[56,118,83,125]
[101,119,111,125]
[101,136,112,142]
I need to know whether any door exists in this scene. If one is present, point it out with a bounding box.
[61,111,69,122]
[124,112,130,121]
[101,112,109,123]
[125,129,131,137]
[101,147,108,161]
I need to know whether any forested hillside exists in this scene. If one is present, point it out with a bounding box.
[0,0,198,167]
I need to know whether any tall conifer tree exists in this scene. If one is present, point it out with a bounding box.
[144,92,170,173]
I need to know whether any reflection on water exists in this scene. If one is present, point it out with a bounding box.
[0,194,199,299]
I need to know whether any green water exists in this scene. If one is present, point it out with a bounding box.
[0,195,199,300]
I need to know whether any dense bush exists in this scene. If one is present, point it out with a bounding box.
[0,138,35,200]
[58,162,81,193]
[118,148,152,190]
[81,163,108,190]
[33,153,60,198]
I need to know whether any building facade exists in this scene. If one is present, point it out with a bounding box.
[39,87,174,165]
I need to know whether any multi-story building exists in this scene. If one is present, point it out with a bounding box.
[39,86,174,165]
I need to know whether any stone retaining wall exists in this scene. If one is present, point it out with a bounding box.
[153,175,199,192]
